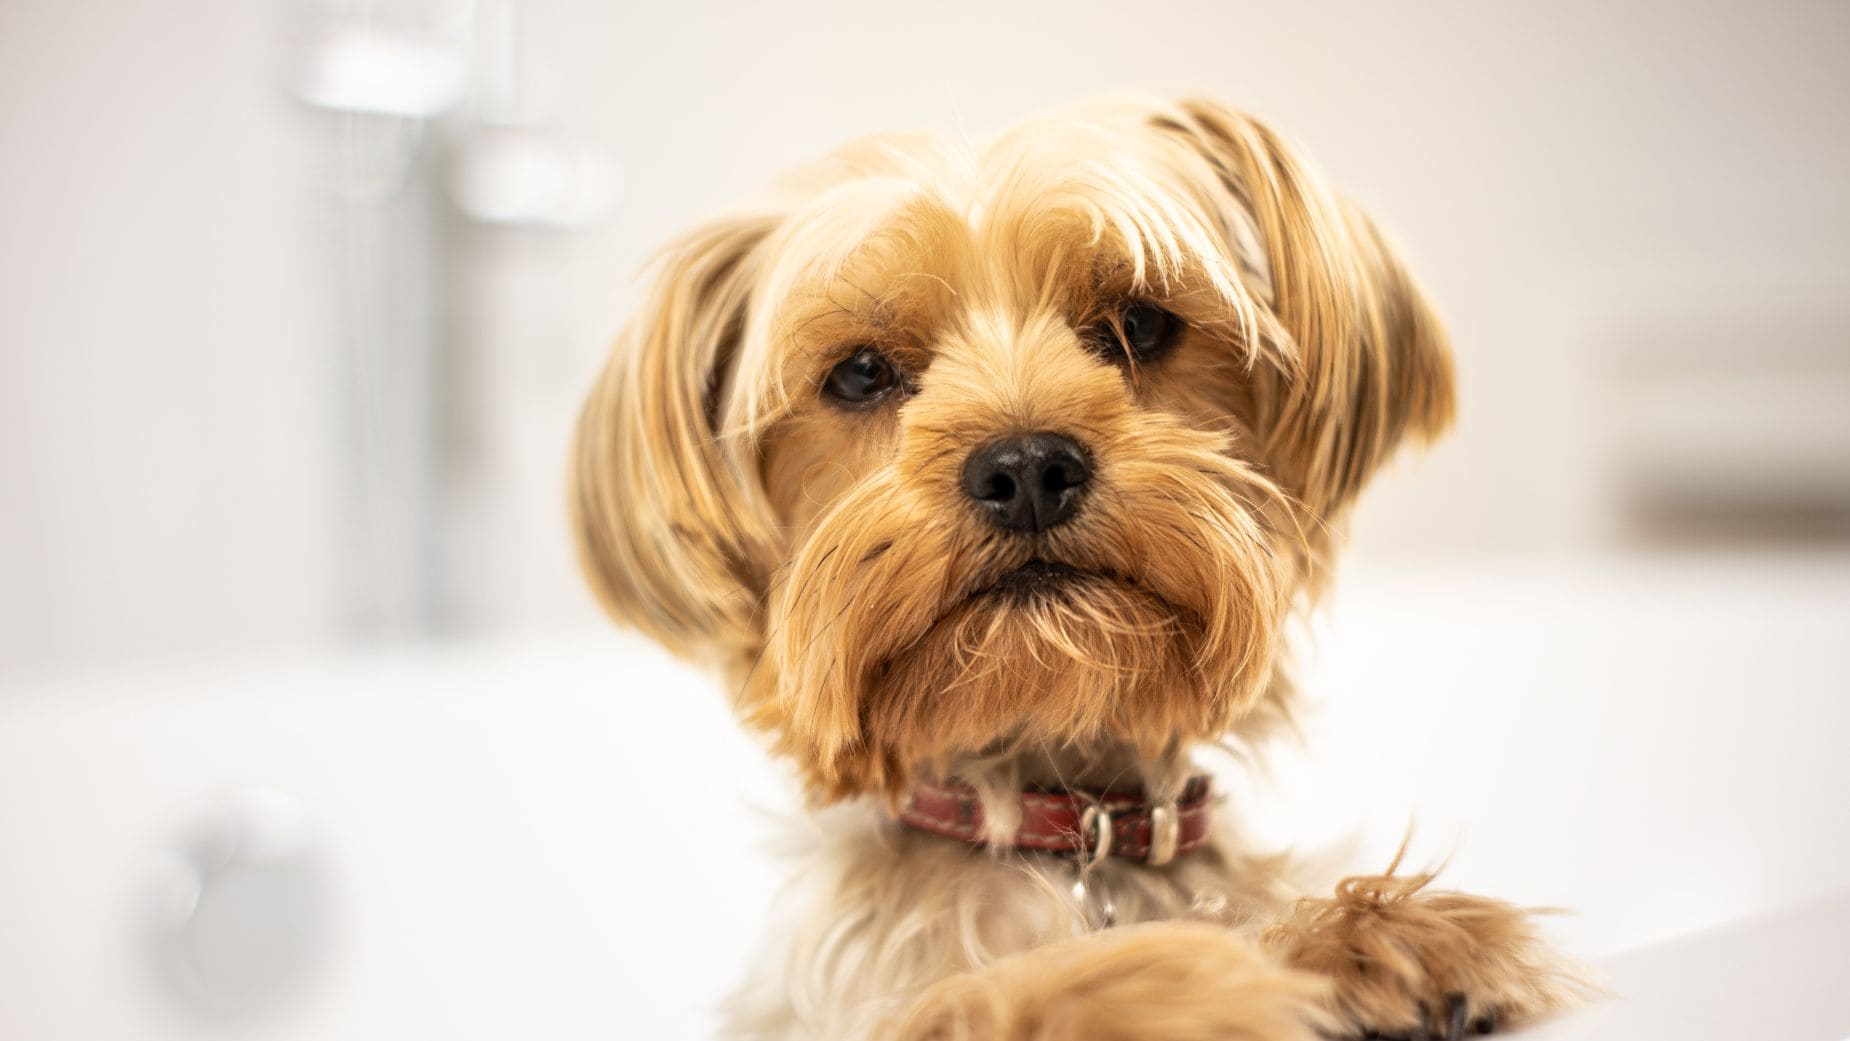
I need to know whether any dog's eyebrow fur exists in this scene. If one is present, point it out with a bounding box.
[752,102,1438,494]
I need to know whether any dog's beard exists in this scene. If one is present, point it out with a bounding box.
[767,421,1291,800]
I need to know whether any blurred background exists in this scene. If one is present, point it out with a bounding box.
[2,1,1847,1038]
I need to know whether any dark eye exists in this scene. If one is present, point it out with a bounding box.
[1088,302,1180,362]
[822,347,901,406]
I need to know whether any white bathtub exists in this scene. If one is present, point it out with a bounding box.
[3,552,1847,1039]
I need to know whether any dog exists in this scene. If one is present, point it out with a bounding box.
[571,93,1583,1041]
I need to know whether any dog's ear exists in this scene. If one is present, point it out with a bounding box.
[1152,97,1456,515]
[571,213,780,661]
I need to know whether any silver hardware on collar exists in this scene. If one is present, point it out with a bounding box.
[1147,800,1179,866]
[1078,803,1115,863]
[1070,804,1118,928]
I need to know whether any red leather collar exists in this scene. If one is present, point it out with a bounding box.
[896,775,1214,865]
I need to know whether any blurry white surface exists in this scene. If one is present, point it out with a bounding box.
[3,555,1847,1039]
[148,788,332,1017]
[1528,890,1850,1040]
[0,627,789,1040]
[1264,552,1850,961]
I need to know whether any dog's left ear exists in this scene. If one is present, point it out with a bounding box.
[1151,97,1456,515]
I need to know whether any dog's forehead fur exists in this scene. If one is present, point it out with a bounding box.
[726,105,1276,443]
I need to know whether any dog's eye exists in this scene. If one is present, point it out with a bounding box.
[822,348,901,406]
[1086,302,1180,363]
[1121,304,1175,355]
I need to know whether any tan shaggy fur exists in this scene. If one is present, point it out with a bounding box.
[571,93,1587,1039]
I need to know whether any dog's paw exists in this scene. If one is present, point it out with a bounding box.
[888,920,1331,1041]
[1264,873,1589,1040]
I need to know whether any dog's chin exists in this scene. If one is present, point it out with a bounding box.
[977,559,1115,603]
[943,557,1186,659]
[850,565,1233,791]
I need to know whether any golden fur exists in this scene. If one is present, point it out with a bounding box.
[572,94,1582,1039]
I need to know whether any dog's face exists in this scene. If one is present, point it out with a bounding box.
[574,97,1453,801]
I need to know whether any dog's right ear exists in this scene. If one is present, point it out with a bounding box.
[570,213,781,661]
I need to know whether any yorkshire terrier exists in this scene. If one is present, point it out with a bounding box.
[571,94,1583,1041]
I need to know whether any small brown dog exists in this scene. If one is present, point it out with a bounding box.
[572,94,1581,1040]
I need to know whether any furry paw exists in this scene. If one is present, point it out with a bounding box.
[1264,872,1588,1040]
[889,921,1331,1041]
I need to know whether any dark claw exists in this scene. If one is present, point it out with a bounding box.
[1473,1010,1498,1035]
[1444,994,1468,1041]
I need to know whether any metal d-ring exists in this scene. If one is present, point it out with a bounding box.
[1078,803,1115,864]
[1070,803,1118,928]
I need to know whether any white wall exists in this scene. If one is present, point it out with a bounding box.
[4,0,1848,676]
[1,0,338,673]
[527,0,1850,556]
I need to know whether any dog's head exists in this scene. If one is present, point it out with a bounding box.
[573,96,1453,801]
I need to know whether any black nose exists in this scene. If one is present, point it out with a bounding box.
[962,432,1092,534]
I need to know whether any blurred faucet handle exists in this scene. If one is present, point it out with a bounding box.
[449,125,620,229]
[293,23,469,119]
